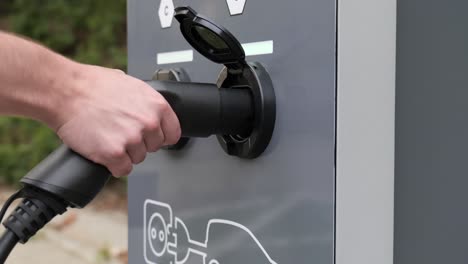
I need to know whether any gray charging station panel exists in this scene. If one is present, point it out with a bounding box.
[127,1,336,264]
[394,0,468,263]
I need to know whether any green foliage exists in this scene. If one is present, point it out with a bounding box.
[9,0,127,69]
[0,118,60,185]
[0,0,127,184]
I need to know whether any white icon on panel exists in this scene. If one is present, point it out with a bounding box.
[144,199,277,264]
[226,0,247,16]
[158,0,175,28]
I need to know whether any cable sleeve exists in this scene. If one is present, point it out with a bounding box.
[0,230,19,263]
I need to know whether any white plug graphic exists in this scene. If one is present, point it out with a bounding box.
[144,199,277,264]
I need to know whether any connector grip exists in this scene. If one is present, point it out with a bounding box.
[20,145,110,208]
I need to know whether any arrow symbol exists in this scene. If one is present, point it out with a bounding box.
[226,0,247,16]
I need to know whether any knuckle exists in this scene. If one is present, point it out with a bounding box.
[112,166,132,178]
[146,140,162,152]
[166,138,178,146]
[142,117,160,132]
[134,153,147,164]
[111,169,122,178]
[122,164,133,176]
[148,145,159,152]
[148,95,161,106]
[167,128,182,145]
[113,163,133,177]
[157,100,170,114]
[107,146,126,160]
[126,132,143,146]
[109,166,122,178]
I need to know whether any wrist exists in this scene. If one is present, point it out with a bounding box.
[40,61,89,131]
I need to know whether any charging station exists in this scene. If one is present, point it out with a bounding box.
[2,1,468,263]
[127,1,396,264]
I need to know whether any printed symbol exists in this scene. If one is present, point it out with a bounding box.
[158,0,175,28]
[226,0,247,15]
[148,213,167,257]
[164,6,169,16]
[144,199,277,264]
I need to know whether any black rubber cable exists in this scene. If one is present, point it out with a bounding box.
[0,189,22,224]
[0,230,19,263]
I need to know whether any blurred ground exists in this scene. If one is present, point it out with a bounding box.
[0,184,128,264]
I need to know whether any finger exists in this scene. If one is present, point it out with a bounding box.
[143,126,165,152]
[160,106,181,146]
[127,141,147,164]
[107,154,133,177]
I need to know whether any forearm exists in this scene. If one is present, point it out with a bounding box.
[0,31,83,129]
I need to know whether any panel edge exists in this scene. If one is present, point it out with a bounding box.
[335,0,396,263]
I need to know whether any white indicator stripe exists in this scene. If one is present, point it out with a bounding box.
[242,40,274,56]
[157,50,193,65]
[156,40,273,65]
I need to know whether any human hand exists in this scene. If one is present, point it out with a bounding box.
[52,65,181,177]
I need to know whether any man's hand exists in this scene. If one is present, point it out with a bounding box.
[0,32,178,176]
[55,65,181,177]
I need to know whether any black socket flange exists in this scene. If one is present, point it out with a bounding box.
[216,62,275,159]
[173,6,276,158]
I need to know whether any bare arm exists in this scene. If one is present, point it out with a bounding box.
[0,31,181,176]
[0,31,80,127]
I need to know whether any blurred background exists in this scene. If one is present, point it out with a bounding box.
[0,1,129,263]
